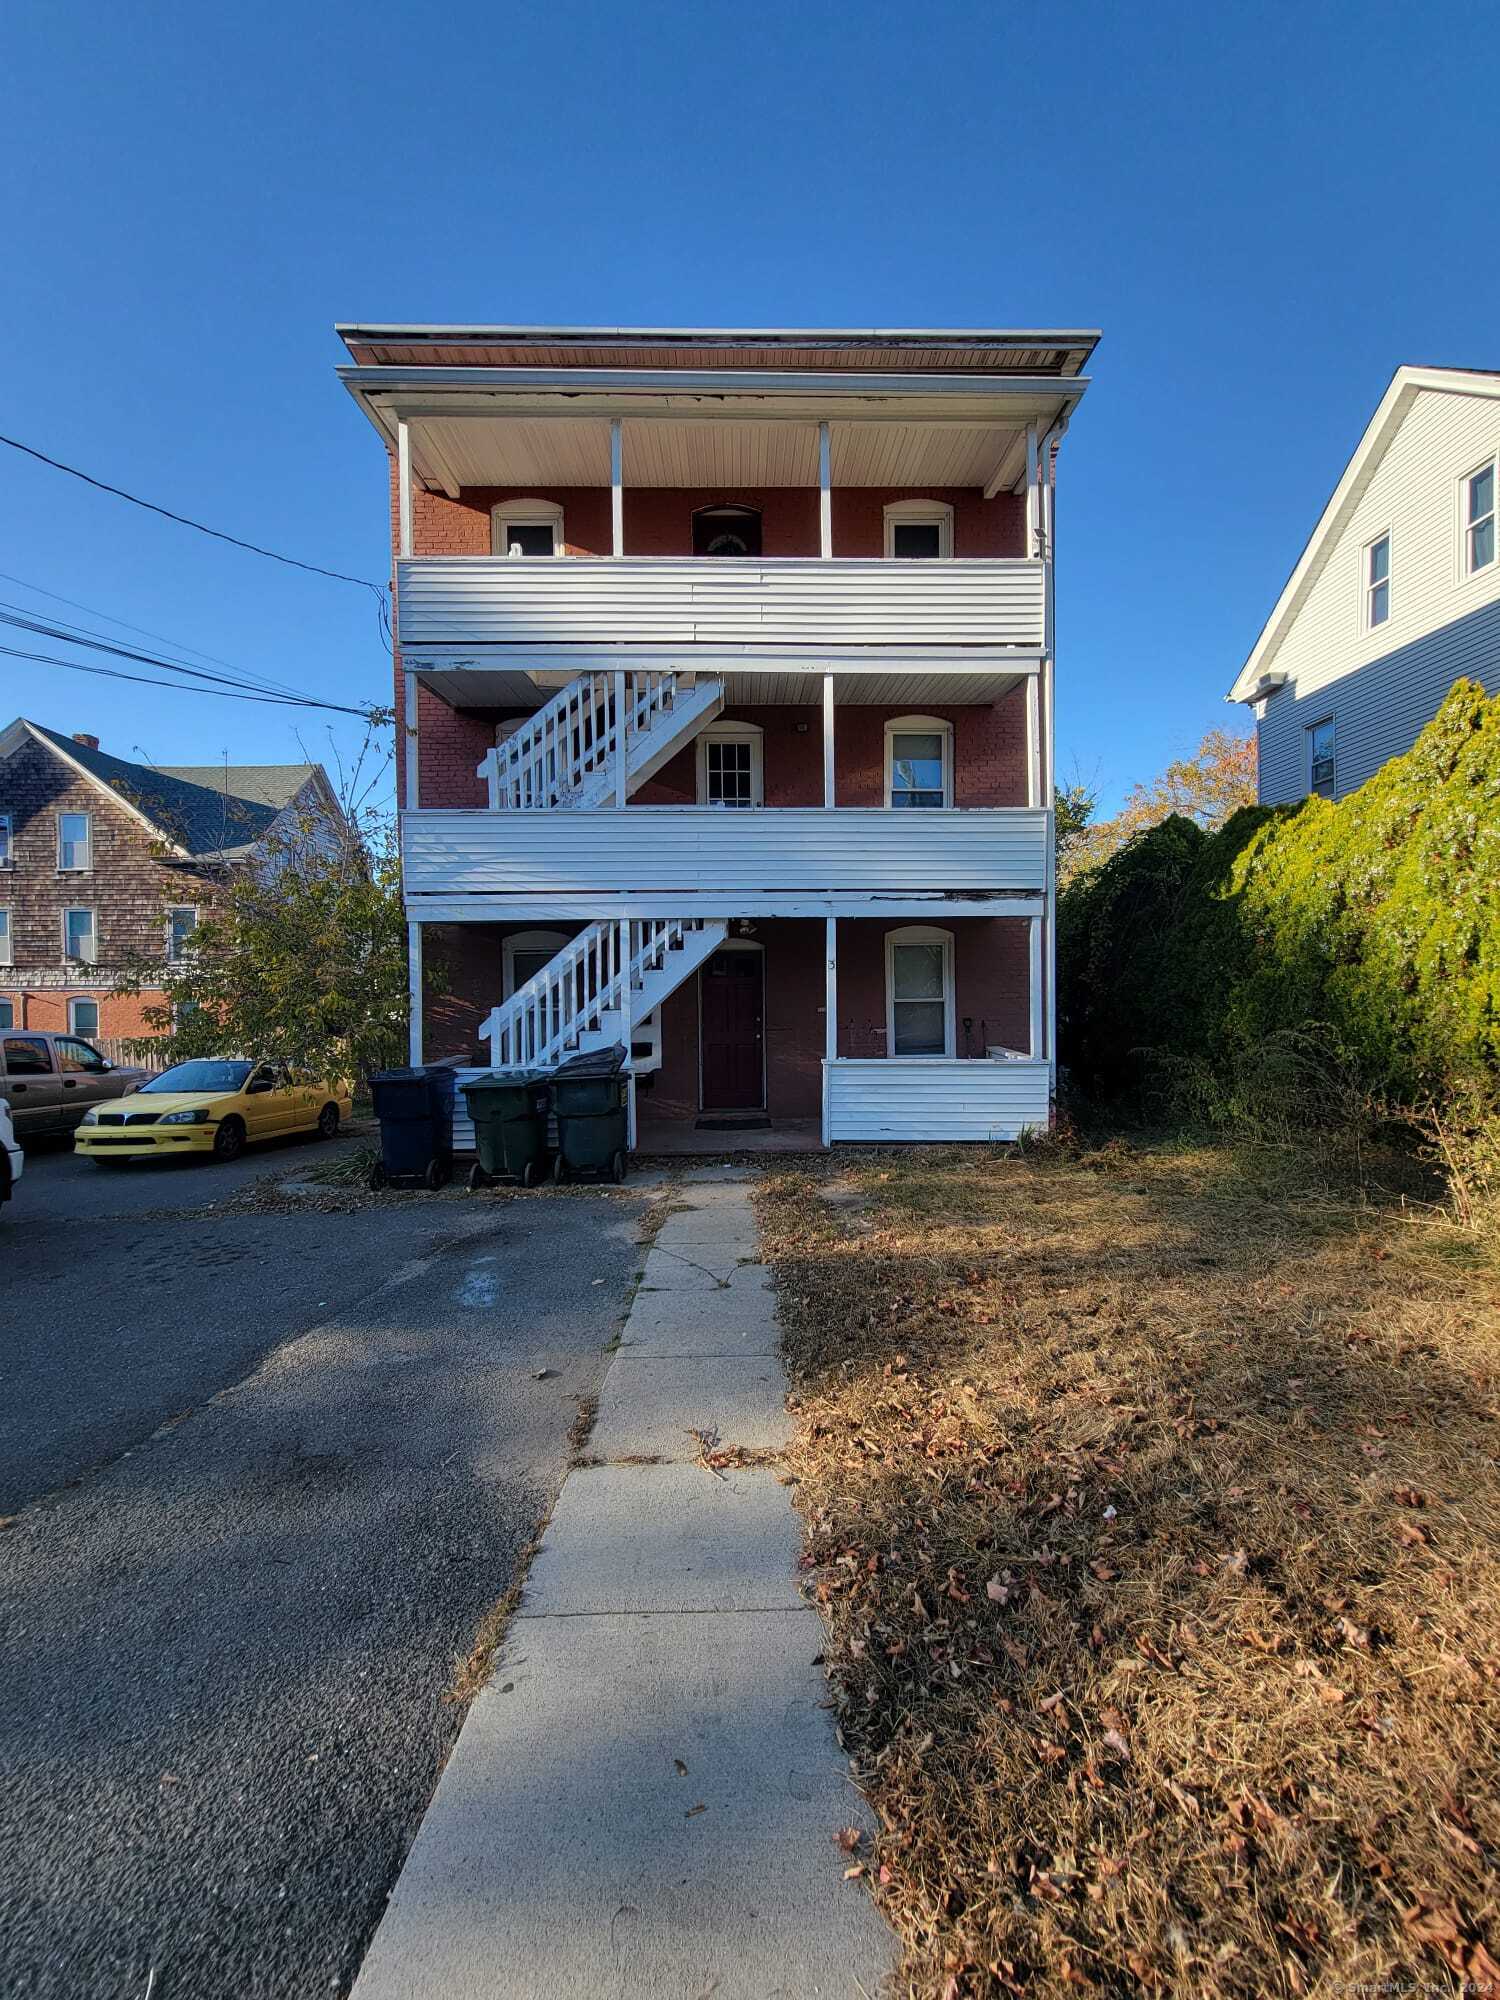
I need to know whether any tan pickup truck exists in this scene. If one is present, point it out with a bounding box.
[0,1033,151,1139]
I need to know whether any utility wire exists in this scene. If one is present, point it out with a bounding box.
[0,607,324,704]
[0,565,287,687]
[0,642,380,718]
[0,431,385,597]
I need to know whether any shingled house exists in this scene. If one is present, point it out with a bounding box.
[0,719,342,1042]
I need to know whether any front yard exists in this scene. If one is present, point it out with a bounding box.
[756,1137,1500,1999]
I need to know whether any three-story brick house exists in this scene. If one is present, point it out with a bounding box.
[338,323,1095,1146]
[0,719,340,1044]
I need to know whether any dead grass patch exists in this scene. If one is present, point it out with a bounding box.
[754,1137,1500,1999]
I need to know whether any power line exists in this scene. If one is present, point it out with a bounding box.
[0,431,385,597]
[0,565,287,686]
[0,607,323,704]
[0,642,381,718]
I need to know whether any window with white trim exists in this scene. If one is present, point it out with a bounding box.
[490,499,564,556]
[0,814,10,866]
[1465,460,1496,575]
[0,907,9,964]
[58,811,91,872]
[167,906,198,962]
[66,1000,100,1039]
[64,907,96,964]
[1364,534,1390,629]
[883,499,954,559]
[885,715,953,809]
[696,724,764,807]
[886,926,955,1057]
[1307,717,1336,800]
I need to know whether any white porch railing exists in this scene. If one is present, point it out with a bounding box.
[824,1056,1051,1142]
[480,916,720,1069]
[396,555,1048,660]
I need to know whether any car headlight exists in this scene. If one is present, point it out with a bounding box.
[159,1107,211,1125]
[79,1108,99,1125]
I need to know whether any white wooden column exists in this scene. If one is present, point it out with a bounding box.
[402,668,419,811]
[613,669,628,807]
[397,418,413,559]
[821,916,837,1147]
[822,672,835,807]
[1025,674,1041,810]
[1024,421,1040,558]
[407,919,423,1067]
[610,417,624,557]
[818,421,832,558]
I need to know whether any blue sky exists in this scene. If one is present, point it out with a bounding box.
[3,0,1493,810]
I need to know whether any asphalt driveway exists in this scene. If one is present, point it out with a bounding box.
[0,1143,650,1999]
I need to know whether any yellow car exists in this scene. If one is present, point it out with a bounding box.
[74,1058,353,1166]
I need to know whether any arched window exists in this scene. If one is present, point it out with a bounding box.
[692,504,762,557]
[885,926,955,1058]
[696,722,765,807]
[883,498,954,559]
[491,499,564,556]
[884,714,953,809]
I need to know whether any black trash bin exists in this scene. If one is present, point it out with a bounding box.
[463,1070,551,1190]
[368,1066,455,1190]
[551,1045,629,1185]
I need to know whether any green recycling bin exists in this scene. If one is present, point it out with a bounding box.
[551,1051,629,1185]
[462,1070,552,1190]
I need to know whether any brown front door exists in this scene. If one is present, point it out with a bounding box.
[699,949,764,1109]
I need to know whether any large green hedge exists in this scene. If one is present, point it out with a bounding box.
[1057,679,1500,1108]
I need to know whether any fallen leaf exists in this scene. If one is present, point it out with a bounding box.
[673,1759,688,1777]
[684,1803,707,1819]
[833,1827,863,1854]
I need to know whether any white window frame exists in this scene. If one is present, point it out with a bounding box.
[885,925,956,1060]
[502,929,570,999]
[695,723,765,807]
[166,905,199,963]
[57,810,92,873]
[1459,456,1498,582]
[490,499,564,556]
[0,906,9,965]
[883,498,954,559]
[0,813,11,867]
[63,906,96,965]
[884,714,954,809]
[1362,531,1391,633]
[67,997,101,1038]
[1306,715,1336,800]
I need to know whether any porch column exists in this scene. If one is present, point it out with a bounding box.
[821,916,837,1147]
[822,672,835,807]
[818,420,832,558]
[610,417,624,557]
[407,919,423,1067]
[614,669,628,807]
[403,669,419,811]
[1025,675,1041,809]
[1024,421,1040,558]
[397,418,413,558]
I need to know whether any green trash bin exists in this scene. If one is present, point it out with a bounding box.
[551,1055,629,1185]
[462,1070,552,1190]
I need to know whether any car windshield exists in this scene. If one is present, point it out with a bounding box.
[140,1060,254,1094]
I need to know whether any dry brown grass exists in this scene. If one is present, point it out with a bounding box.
[754,1136,1500,1999]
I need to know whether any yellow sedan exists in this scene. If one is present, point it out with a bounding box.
[74,1058,353,1166]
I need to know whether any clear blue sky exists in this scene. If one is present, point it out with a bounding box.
[3,0,1494,810]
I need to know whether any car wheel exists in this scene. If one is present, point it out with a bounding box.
[212,1117,246,1163]
[316,1103,340,1140]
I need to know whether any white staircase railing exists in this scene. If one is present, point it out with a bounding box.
[481,917,720,1070]
[479,671,688,810]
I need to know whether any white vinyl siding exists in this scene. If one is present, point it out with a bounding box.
[402,807,1050,905]
[1255,387,1500,804]
[395,556,1046,659]
[825,1058,1050,1142]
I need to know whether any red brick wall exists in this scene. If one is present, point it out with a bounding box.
[834,918,1030,1059]
[0,988,167,1038]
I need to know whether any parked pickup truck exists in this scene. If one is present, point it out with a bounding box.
[0,1032,151,1138]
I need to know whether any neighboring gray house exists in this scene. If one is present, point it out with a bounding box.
[1229,366,1500,804]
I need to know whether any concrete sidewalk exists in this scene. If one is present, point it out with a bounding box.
[351,1167,893,2000]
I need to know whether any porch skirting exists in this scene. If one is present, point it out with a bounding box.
[823,1056,1050,1143]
